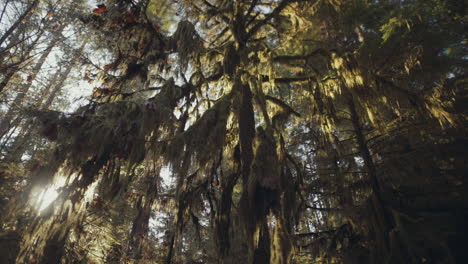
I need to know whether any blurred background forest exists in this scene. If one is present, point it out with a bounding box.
[0,0,467,263]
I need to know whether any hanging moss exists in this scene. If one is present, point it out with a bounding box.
[171,20,202,70]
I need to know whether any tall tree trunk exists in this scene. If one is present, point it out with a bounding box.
[346,93,395,262]
[5,67,61,160]
[0,0,39,46]
[0,28,45,93]
[127,174,158,260]
[165,159,187,264]
[3,40,84,161]
[347,97,381,198]
[1,1,59,65]
[0,29,63,139]
[164,231,176,264]
[215,172,239,259]
[237,80,257,264]
[0,69,16,94]
[0,0,12,24]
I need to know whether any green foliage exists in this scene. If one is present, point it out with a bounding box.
[380,16,412,43]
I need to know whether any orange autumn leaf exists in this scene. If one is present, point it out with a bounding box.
[93,4,106,14]
[93,7,106,14]
[46,13,53,18]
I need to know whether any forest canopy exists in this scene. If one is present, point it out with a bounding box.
[0,0,467,263]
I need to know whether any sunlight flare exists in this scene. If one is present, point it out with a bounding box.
[32,175,66,211]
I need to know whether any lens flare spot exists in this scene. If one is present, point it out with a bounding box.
[443,48,452,56]
[32,175,67,211]
[37,187,59,211]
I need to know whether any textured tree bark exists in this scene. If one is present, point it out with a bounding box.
[254,222,271,264]
[237,80,257,264]
[215,172,239,259]
[127,174,158,260]
[164,232,176,264]
[128,196,152,259]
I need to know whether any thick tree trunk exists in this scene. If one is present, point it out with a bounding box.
[237,80,257,264]
[127,174,158,260]
[215,172,239,259]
